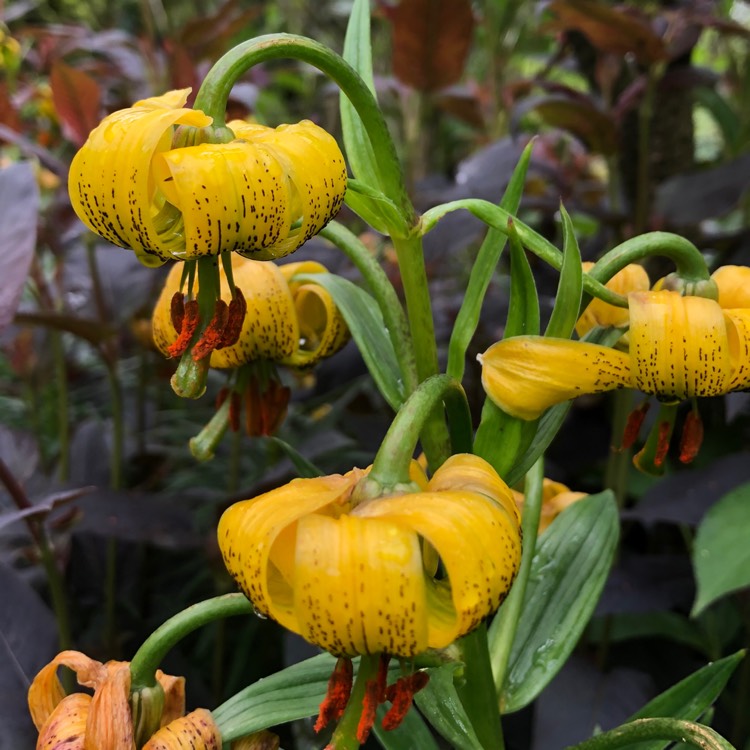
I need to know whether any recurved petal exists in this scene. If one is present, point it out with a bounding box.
[36,693,91,750]
[229,120,347,259]
[142,709,221,749]
[628,291,731,399]
[292,513,427,656]
[83,661,134,750]
[282,283,350,368]
[217,474,360,632]
[153,141,290,260]
[68,89,211,267]
[151,256,299,367]
[426,453,519,525]
[28,651,106,730]
[576,262,649,336]
[358,489,522,649]
[712,265,750,309]
[479,336,632,420]
[156,671,186,727]
[725,310,750,391]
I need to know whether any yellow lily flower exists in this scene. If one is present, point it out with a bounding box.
[575,262,649,338]
[27,650,221,750]
[69,89,346,267]
[151,255,349,369]
[512,479,587,535]
[480,287,750,421]
[218,453,522,658]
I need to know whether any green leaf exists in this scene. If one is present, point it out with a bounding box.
[213,653,336,740]
[503,402,569,487]
[340,0,382,189]
[501,491,619,713]
[446,140,534,380]
[266,436,323,478]
[473,208,540,478]
[504,218,540,338]
[623,650,744,750]
[692,482,750,616]
[293,272,404,411]
[694,87,741,155]
[373,703,440,750]
[345,180,409,238]
[414,664,484,750]
[545,203,582,339]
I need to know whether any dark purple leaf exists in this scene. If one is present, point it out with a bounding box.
[654,153,750,226]
[623,453,750,527]
[596,554,694,615]
[0,562,58,748]
[0,488,94,532]
[0,163,38,332]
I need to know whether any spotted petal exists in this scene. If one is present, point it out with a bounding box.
[142,709,221,749]
[69,89,211,267]
[628,291,731,399]
[479,336,631,420]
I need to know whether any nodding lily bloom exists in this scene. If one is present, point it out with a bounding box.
[218,453,522,658]
[69,89,346,267]
[479,288,750,421]
[151,255,349,369]
[28,650,221,750]
[575,262,650,339]
[512,479,587,535]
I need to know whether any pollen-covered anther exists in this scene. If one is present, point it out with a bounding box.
[170,292,185,334]
[191,300,229,361]
[356,655,390,743]
[679,410,704,464]
[218,288,247,349]
[166,299,200,358]
[382,671,430,731]
[314,657,353,733]
[654,420,673,467]
[621,401,650,450]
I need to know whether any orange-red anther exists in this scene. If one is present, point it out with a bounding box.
[382,672,429,731]
[191,300,229,361]
[654,420,673,467]
[219,288,247,349]
[356,655,390,744]
[621,402,650,450]
[170,292,185,334]
[679,410,704,464]
[166,300,200,358]
[314,658,353,734]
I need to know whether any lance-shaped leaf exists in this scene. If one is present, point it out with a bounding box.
[501,491,619,713]
[545,204,582,339]
[292,273,404,411]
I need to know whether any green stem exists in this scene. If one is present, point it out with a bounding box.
[130,593,255,691]
[603,389,635,508]
[367,375,472,489]
[421,201,711,306]
[389,234,450,467]
[488,458,544,699]
[566,718,735,750]
[587,232,711,290]
[456,624,505,750]
[328,654,382,750]
[194,34,412,221]
[320,221,418,396]
[189,395,232,461]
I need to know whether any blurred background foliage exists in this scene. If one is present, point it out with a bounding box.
[1,0,750,748]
